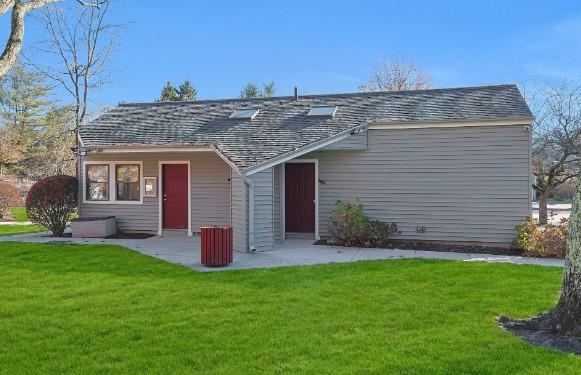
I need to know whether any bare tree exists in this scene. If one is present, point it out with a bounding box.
[530,83,581,224]
[359,59,433,92]
[0,0,105,78]
[29,0,117,137]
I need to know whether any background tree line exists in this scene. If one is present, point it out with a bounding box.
[0,62,75,179]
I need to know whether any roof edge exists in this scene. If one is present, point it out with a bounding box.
[116,84,521,108]
[82,145,214,152]
[368,116,533,130]
[244,125,367,176]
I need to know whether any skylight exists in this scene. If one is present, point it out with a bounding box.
[229,108,259,119]
[306,106,337,118]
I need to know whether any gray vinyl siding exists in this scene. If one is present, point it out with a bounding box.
[79,152,230,234]
[321,131,368,150]
[249,167,275,251]
[231,170,248,252]
[305,125,531,245]
[273,165,282,243]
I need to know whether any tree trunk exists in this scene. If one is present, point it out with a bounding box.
[504,176,581,336]
[538,190,550,225]
[550,176,581,335]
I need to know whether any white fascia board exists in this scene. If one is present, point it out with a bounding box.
[209,145,242,174]
[78,134,85,147]
[89,146,214,153]
[244,125,366,176]
[368,117,533,130]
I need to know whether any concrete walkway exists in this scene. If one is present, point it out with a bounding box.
[0,231,564,271]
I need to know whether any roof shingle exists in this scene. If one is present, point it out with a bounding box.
[80,84,532,171]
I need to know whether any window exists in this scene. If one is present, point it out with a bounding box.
[306,106,337,118]
[84,161,143,204]
[229,108,259,119]
[115,164,140,201]
[86,164,109,201]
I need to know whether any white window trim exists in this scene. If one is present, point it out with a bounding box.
[83,160,144,205]
[283,159,319,240]
[158,161,192,237]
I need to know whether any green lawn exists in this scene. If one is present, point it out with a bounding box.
[0,242,579,374]
[0,224,45,237]
[9,207,29,222]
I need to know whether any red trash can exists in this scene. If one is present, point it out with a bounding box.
[201,225,233,267]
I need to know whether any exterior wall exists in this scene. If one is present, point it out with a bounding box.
[273,165,283,243]
[249,167,275,251]
[304,125,532,245]
[321,131,368,150]
[230,170,248,252]
[79,152,231,234]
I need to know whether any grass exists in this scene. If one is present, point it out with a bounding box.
[0,242,579,374]
[9,207,29,222]
[0,224,45,237]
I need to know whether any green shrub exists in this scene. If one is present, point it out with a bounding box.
[514,217,569,258]
[366,220,400,247]
[329,200,399,247]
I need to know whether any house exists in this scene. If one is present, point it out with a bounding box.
[78,84,533,251]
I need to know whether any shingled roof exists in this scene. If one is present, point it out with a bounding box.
[80,84,532,172]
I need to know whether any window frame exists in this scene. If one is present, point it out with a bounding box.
[115,163,141,202]
[83,161,144,205]
[85,163,110,202]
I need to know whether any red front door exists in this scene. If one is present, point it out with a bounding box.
[285,163,315,233]
[162,164,188,229]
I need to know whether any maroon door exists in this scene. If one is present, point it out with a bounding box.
[285,163,315,233]
[162,164,188,229]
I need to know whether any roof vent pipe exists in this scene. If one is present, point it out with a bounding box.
[294,87,298,101]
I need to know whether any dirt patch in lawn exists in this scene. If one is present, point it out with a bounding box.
[498,317,581,355]
[314,239,522,256]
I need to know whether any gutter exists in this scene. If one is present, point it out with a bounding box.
[237,173,255,252]
[368,116,534,130]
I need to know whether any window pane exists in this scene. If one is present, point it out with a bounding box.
[116,164,140,201]
[86,165,109,201]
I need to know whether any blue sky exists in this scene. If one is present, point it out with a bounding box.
[16,0,581,110]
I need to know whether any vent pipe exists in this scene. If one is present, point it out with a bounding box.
[294,87,298,101]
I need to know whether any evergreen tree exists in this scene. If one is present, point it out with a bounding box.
[178,80,197,101]
[157,82,180,102]
[240,82,276,98]
[157,80,198,102]
[262,82,275,97]
[240,83,260,98]
[0,63,52,176]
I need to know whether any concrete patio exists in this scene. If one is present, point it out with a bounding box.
[0,230,564,271]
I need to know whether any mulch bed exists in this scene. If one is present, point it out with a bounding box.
[45,232,155,240]
[314,239,523,256]
[498,317,581,355]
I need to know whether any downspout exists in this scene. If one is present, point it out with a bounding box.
[240,173,256,252]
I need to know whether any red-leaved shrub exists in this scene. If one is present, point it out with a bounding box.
[0,181,20,218]
[26,175,78,236]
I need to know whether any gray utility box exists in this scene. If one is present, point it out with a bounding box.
[71,216,117,238]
